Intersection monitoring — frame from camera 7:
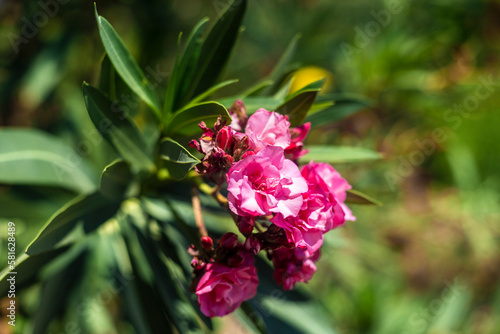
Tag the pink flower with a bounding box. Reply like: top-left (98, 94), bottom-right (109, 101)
top-left (285, 122), bottom-right (311, 161)
top-left (196, 251), bottom-right (258, 317)
top-left (301, 162), bottom-right (356, 221)
top-left (245, 109), bottom-right (291, 151)
top-left (227, 146), bottom-right (308, 218)
top-left (271, 175), bottom-right (345, 252)
top-left (271, 164), bottom-right (346, 253)
top-left (272, 247), bottom-right (319, 290)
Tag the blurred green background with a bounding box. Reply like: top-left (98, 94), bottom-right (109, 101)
top-left (1, 0), bottom-right (499, 333)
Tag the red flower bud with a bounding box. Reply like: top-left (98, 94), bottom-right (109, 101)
top-left (237, 216), bottom-right (255, 236)
top-left (201, 236), bottom-right (213, 250)
top-left (244, 235), bottom-right (261, 255)
top-left (219, 233), bottom-right (239, 250)
top-left (216, 126), bottom-right (233, 151)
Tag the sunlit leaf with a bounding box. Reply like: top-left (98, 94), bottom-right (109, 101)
top-left (100, 159), bottom-right (135, 199)
top-left (26, 192), bottom-right (120, 255)
top-left (164, 102), bottom-right (230, 137)
top-left (305, 97), bottom-right (371, 128)
top-left (182, 0), bottom-right (247, 101)
top-left (0, 128), bottom-right (96, 193)
top-left (83, 83), bottom-right (155, 172)
top-left (302, 146), bottom-right (382, 163)
top-left (346, 189), bottom-right (382, 206)
top-left (276, 88), bottom-right (319, 127)
top-left (260, 34), bottom-right (301, 96)
top-left (159, 138), bottom-right (200, 180)
top-left (95, 6), bottom-right (162, 118)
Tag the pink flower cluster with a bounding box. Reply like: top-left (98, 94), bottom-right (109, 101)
top-left (188, 100), bottom-right (355, 318)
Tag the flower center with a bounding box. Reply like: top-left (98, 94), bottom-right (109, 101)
top-left (253, 176), bottom-right (279, 191)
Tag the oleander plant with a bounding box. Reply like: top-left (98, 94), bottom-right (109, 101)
top-left (0, 1), bottom-right (381, 332)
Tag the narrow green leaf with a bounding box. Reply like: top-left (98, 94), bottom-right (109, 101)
top-left (98, 54), bottom-right (116, 100)
top-left (125, 221), bottom-right (203, 333)
top-left (32, 247), bottom-right (88, 334)
top-left (0, 248), bottom-right (69, 296)
top-left (218, 96), bottom-right (282, 112)
top-left (164, 102), bottom-right (231, 137)
top-left (289, 78), bottom-right (325, 97)
top-left (186, 79), bottom-right (239, 107)
top-left (305, 99), bottom-right (370, 128)
top-left (346, 189), bottom-right (382, 206)
top-left (83, 83), bottom-right (155, 172)
top-left (100, 159), bottom-right (135, 199)
top-left (172, 18), bottom-right (210, 111)
top-left (275, 89), bottom-right (319, 127)
top-left (302, 146), bottom-right (382, 163)
top-left (261, 34), bottom-right (301, 95)
top-left (308, 100), bottom-right (335, 114)
top-left (25, 192), bottom-right (120, 255)
top-left (0, 129), bottom-right (96, 193)
top-left (239, 80), bottom-right (274, 97)
top-left (183, 0), bottom-right (247, 100)
top-left (95, 6), bottom-right (162, 118)
top-left (163, 33), bottom-right (184, 115)
top-left (159, 138), bottom-right (200, 180)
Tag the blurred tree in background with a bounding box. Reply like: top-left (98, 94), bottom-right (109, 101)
top-left (1, 0), bottom-right (499, 333)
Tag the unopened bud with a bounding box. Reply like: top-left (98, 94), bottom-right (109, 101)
top-left (237, 216), bottom-right (255, 236)
top-left (216, 126), bottom-right (233, 151)
top-left (244, 235), bottom-right (261, 255)
top-left (201, 236), bottom-right (213, 250)
top-left (219, 233), bottom-right (239, 250)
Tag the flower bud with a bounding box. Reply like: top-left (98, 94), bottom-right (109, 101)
top-left (216, 126), bottom-right (233, 151)
top-left (237, 216), bottom-right (255, 236)
top-left (219, 233), bottom-right (239, 250)
top-left (201, 236), bottom-right (213, 250)
top-left (244, 235), bottom-right (261, 255)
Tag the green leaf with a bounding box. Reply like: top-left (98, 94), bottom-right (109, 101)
top-left (123, 218), bottom-right (203, 334)
top-left (186, 79), bottom-right (239, 107)
top-left (218, 96), bottom-right (282, 112)
top-left (0, 128), bottom-right (96, 193)
top-left (346, 189), bottom-right (382, 206)
top-left (159, 138), bottom-right (200, 180)
top-left (239, 80), bottom-right (274, 97)
top-left (95, 6), bottom-right (162, 118)
top-left (307, 100), bottom-right (335, 115)
top-left (171, 18), bottom-right (210, 111)
top-left (25, 192), bottom-right (120, 255)
top-left (98, 53), bottom-right (116, 99)
top-left (164, 101), bottom-right (231, 137)
top-left (100, 159), bottom-right (136, 199)
top-left (183, 0), bottom-right (247, 101)
top-left (275, 89), bottom-right (319, 127)
top-left (261, 34), bottom-right (301, 96)
top-left (98, 54), bottom-right (160, 152)
top-left (32, 246), bottom-right (88, 334)
top-left (0, 247), bottom-right (69, 296)
top-left (163, 33), bottom-right (184, 115)
top-left (305, 98), bottom-right (371, 128)
top-left (83, 83), bottom-right (155, 172)
top-left (302, 146), bottom-right (382, 163)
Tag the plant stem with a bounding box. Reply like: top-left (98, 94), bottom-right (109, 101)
top-left (192, 186), bottom-right (208, 237)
